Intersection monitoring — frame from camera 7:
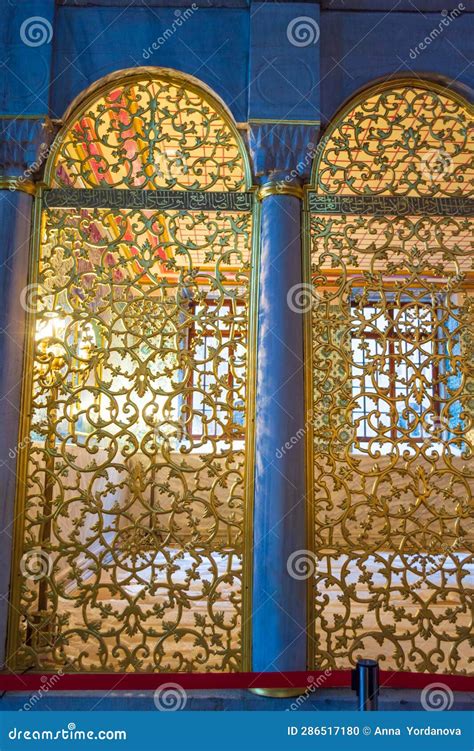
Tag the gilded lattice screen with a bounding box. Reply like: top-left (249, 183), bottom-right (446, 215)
top-left (307, 83), bottom-right (473, 674)
top-left (8, 74), bottom-right (255, 672)
top-left (50, 75), bottom-right (247, 192)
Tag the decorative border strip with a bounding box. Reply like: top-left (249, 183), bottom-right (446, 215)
top-left (43, 188), bottom-right (254, 212)
top-left (258, 183), bottom-right (304, 200)
top-left (307, 193), bottom-right (474, 216)
top-left (0, 671), bottom-right (472, 692)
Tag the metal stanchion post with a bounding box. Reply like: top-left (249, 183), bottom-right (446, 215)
top-left (351, 659), bottom-right (379, 711)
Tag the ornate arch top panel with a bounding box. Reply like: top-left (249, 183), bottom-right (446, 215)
top-left (45, 69), bottom-right (251, 192)
top-left (311, 79), bottom-right (473, 198)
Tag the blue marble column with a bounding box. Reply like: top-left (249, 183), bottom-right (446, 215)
top-left (251, 180), bottom-right (307, 675)
top-left (0, 0), bottom-right (55, 666)
top-left (0, 186), bottom-right (35, 665)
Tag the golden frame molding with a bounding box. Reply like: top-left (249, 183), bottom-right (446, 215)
top-left (249, 688), bottom-right (307, 698)
top-left (0, 177), bottom-right (37, 196)
top-left (257, 183), bottom-right (304, 201)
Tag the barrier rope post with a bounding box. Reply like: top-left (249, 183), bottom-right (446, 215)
top-left (351, 659), bottom-right (379, 711)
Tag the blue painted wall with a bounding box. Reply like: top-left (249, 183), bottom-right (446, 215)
top-left (1, 2), bottom-right (472, 124)
top-left (319, 9), bottom-right (474, 123)
top-left (0, 0), bottom-right (54, 115)
top-left (51, 5), bottom-right (250, 121)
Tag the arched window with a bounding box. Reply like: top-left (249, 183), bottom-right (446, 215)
top-left (306, 80), bottom-right (473, 674)
top-left (48, 73), bottom-right (249, 191)
top-left (9, 71), bottom-right (256, 673)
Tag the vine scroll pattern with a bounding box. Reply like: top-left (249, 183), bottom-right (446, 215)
top-left (10, 74), bottom-right (254, 673)
top-left (309, 83), bottom-right (473, 675)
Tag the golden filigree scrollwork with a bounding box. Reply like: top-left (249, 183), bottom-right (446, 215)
top-left (314, 83), bottom-right (474, 197)
top-left (309, 211), bottom-right (473, 674)
top-left (12, 203), bottom-right (253, 672)
top-left (49, 75), bottom-right (248, 192)
top-left (10, 72), bottom-right (254, 673)
top-left (308, 82), bottom-right (473, 676)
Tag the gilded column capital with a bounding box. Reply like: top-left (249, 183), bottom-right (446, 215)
top-left (0, 177), bottom-right (36, 196)
top-left (257, 182), bottom-right (304, 201)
